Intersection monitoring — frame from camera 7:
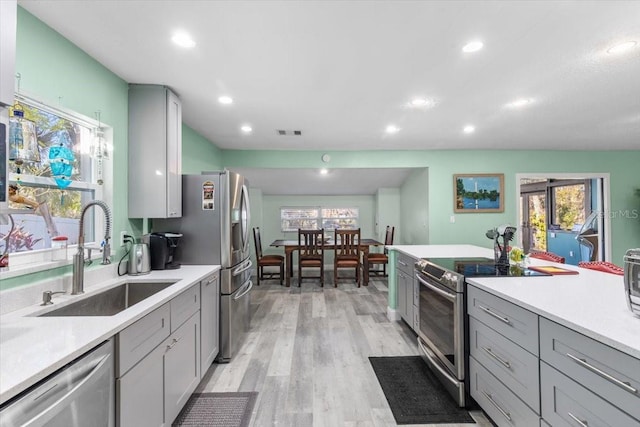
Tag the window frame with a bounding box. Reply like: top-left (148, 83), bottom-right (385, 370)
top-left (1, 94), bottom-right (112, 279)
top-left (280, 206), bottom-right (359, 232)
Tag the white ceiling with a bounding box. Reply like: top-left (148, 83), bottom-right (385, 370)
top-left (231, 167), bottom-right (415, 195)
top-left (19, 0), bottom-right (640, 153)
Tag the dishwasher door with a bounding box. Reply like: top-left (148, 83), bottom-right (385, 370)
top-left (0, 339), bottom-right (114, 427)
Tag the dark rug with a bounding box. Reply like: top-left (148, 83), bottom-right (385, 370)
top-left (369, 356), bottom-right (475, 424)
top-left (172, 392), bottom-right (257, 427)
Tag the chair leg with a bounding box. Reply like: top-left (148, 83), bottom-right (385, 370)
top-left (356, 263), bottom-right (361, 287)
top-left (256, 266), bottom-right (261, 286)
top-left (280, 263), bottom-right (284, 286)
top-left (298, 262), bottom-right (302, 287)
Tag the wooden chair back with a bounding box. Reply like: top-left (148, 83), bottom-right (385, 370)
top-left (384, 226), bottom-right (395, 246)
top-left (335, 228), bottom-right (361, 259)
top-left (298, 229), bottom-right (324, 258)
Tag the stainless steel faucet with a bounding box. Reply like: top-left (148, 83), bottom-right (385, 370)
top-left (72, 200), bottom-right (112, 295)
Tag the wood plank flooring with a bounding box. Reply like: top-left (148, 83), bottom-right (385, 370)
top-left (197, 274), bottom-right (492, 427)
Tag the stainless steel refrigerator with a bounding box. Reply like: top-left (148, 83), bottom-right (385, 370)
top-left (154, 171), bottom-right (252, 362)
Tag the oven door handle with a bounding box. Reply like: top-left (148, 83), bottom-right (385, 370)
top-left (415, 274), bottom-right (456, 302)
top-left (418, 338), bottom-right (459, 386)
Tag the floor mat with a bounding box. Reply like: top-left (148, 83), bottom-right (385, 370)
top-left (172, 392), bottom-right (257, 427)
top-left (369, 356), bottom-right (475, 424)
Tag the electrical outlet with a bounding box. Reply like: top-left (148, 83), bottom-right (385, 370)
top-left (120, 231), bottom-right (128, 247)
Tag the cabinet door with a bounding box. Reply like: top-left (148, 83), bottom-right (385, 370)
top-left (397, 270), bottom-right (408, 320)
top-left (118, 343), bottom-right (165, 427)
top-left (0, 0), bottom-right (16, 107)
top-left (165, 312), bottom-right (201, 425)
top-left (165, 89), bottom-right (182, 218)
top-left (200, 273), bottom-right (220, 376)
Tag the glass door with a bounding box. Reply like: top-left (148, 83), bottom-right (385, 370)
top-left (521, 191), bottom-right (546, 253)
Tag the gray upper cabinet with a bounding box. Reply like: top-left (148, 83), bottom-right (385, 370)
top-left (0, 0), bottom-right (16, 107)
top-left (128, 84), bottom-right (182, 218)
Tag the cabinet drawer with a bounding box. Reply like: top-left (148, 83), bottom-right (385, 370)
top-left (467, 286), bottom-right (538, 355)
top-left (541, 362), bottom-right (640, 427)
top-left (117, 303), bottom-right (170, 377)
top-left (469, 317), bottom-right (540, 414)
top-left (470, 356), bottom-right (540, 427)
top-left (540, 317), bottom-right (640, 420)
top-left (171, 284), bottom-right (200, 332)
top-left (396, 253), bottom-right (416, 275)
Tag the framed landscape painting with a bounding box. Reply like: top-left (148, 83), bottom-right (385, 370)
top-left (454, 173), bottom-right (504, 213)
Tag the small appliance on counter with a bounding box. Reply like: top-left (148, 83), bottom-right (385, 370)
top-left (624, 248), bottom-right (640, 316)
top-left (145, 232), bottom-right (183, 270)
top-left (127, 242), bottom-right (150, 275)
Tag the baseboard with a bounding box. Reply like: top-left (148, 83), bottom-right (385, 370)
top-left (387, 306), bottom-right (401, 322)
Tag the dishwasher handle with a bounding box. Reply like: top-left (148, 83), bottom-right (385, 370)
top-left (21, 351), bottom-right (112, 427)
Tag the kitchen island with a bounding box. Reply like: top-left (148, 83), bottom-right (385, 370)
top-left (389, 244), bottom-right (640, 426)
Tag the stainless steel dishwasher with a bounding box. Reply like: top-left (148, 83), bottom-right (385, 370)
top-left (0, 339), bottom-right (114, 427)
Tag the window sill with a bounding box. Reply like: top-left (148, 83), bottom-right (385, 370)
top-left (0, 245), bottom-right (111, 280)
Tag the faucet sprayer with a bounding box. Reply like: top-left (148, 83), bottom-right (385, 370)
top-left (72, 200), bottom-right (112, 295)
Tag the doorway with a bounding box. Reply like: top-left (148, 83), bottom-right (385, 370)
top-left (516, 173), bottom-right (611, 264)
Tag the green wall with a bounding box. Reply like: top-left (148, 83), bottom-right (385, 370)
top-left (223, 150), bottom-right (640, 263)
top-left (400, 168), bottom-right (429, 245)
top-left (3, 9), bottom-right (221, 289)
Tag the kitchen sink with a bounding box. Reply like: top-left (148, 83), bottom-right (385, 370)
top-left (38, 281), bottom-right (177, 317)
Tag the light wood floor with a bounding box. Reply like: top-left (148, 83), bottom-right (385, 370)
top-left (197, 274), bottom-right (492, 427)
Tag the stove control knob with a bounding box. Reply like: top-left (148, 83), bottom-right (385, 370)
top-left (443, 273), bottom-right (453, 285)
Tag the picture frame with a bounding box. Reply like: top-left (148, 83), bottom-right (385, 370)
top-left (454, 173), bottom-right (504, 213)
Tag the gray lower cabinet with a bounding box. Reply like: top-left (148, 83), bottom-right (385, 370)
top-left (117, 283), bottom-right (202, 427)
top-left (165, 312), bottom-right (201, 425)
top-left (541, 362), bottom-right (640, 427)
top-left (469, 317), bottom-right (540, 413)
top-left (467, 285), bottom-right (540, 426)
top-left (200, 272), bottom-right (220, 377)
top-left (540, 317), bottom-right (640, 424)
top-left (469, 357), bottom-right (540, 426)
top-left (396, 252), bottom-right (417, 330)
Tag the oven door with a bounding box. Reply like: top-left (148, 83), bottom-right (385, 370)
top-left (416, 271), bottom-right (465, 387)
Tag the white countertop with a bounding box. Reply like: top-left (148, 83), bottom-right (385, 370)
top-left (0, 265), bottom-right (220, 404)
top-left (389, 244), bottom-right (640, 360)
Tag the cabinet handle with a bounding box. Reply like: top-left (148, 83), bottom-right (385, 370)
top-left (481, 390), bottom-right (512, 422)
top-left (567, 412), bottom-right (589, 427)
top-left (566, 353), bottom-right (638, 394)
top-left (478, 305), bottom-right (511, 325)
top-left (205, 277), bottom-right (216, 286)
top-left (398, 261), bottom-right (408, 267)
top-left (482, 346), bottom-right (511, 369)
top-left (166, 337), bottom-right (181, 351)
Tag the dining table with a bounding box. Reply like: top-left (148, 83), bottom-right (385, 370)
top-left (270, 238), bottom-right (383, 287)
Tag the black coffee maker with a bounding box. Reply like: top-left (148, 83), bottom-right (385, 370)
top-left (147, 232), bottom-right (183, 270)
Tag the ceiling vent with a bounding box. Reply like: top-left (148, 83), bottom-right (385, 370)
top-left (276, 129), bottom-right (303, 136)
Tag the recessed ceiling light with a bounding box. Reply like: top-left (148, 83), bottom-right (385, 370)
top-left (241, 125), bottom-right (252, 133)
top-left (463, 125), bottom-right (475, 134)
top-left (320, 168), bottom-right (329, 175)
top-left (385, 125), bottom-right (400, 134)
top-left (462, 40), bottom-right (484, 53)
top-left (171, 32), bottom-right (196, 48)
top-left (507, 98), bottom-right (534, 108)
top-left (607, 40), bottom-right (637, 55)
top-left (410, 97), bottom-right (430, 107)
top-left (218, 96), bottom-right (233, 105)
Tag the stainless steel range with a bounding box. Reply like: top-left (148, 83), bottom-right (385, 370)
top-left (414, 257), bottom-right (550, 407)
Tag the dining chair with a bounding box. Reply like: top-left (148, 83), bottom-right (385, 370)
top-left (365, 226), bottom-right (395, 283)
top-left (529, 250), bottom-right (565, 264)
top-left (298, 228), bottom-right (325, 287)
top-left (253, 227), bottom-right (285, 285)
top-left (334, 228), bottom-right (362, 287)
top-left (578, 261), bottom-right (624, 276)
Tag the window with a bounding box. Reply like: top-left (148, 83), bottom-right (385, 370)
top-left (551, 182), bottom-right (587, 230)
top-left (281, 207), bottom-right (359, 232)
top-left (1, 95), bottom-right (111, 268)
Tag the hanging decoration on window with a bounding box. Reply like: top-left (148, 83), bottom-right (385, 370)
top-left (92, 111), bottom-right (106, 185)
top-left (49, 130), bottom-right (75, 189)
top-left (9, 103), bottom-right (41, 174)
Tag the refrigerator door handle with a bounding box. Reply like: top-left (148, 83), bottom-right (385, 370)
top-left (241, 184), bottom-right (251, 254)
top-left (233, 259), bottom-right (253, 276)
top-left (234, 279), bottom-right (253, 300)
